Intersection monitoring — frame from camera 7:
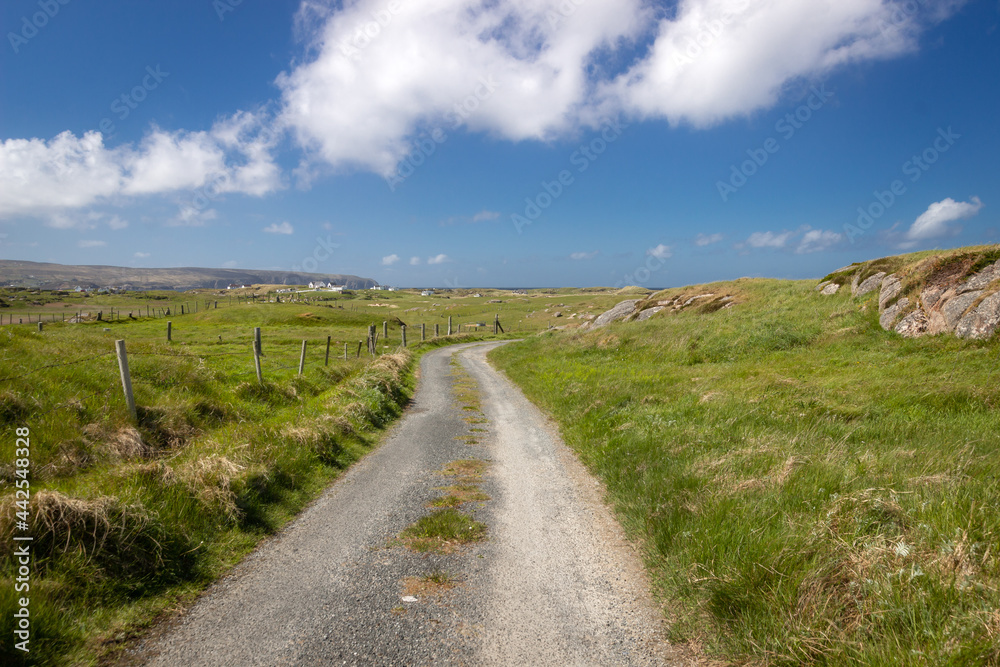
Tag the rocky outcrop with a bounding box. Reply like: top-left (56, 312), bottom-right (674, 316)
top-left (831, 256), bottom-right (1000, 341)
top-left (587, 299), bottom-right (640, 329)
top-left (820, 283), bottom-right (840, 296)
top-left (853, 272), bottom-right (886, 297)
top-left (636, 306), bottom-right (664, 321)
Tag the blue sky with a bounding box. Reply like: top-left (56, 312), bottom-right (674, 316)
top-left (1, 0), bottom-right (997, 288)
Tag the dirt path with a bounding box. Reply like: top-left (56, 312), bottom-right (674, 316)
top-left (137, 342), bottom-right (685, 666)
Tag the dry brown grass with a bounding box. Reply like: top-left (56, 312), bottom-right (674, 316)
top-left (177, 455), bottom-right (245, 521)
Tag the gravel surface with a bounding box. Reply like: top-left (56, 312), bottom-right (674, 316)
top-left (136, 342), bottom-right (688, 666)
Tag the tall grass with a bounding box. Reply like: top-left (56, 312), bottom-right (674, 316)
top-left (0, 306), bottom-right (418, 665)
top-left (491, 277), bottom-right (1000, 665)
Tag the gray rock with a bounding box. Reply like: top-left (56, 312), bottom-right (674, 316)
top-left (880, 296), bottom-right (909, 330)
top-left (820, 283), bottom-right (840, 296)
top-left (895, 310), bottom-right (929, 338)
top-left (879, 274), bottom-right (903, 310)
top-left (636, 306), bottom-right (664, 322)
top-left (816, 281), bottom-right (832, 292)
top-left (942, 290), bottom-right (982, 328)
top-left (853, 272), bottom-right (886, 297)
top-left (958, 259), bottom-right (1000, 293)
top-left (955, 292), bottom-right (1000, 339)
top-left (682, 293), bottom-right (715, 307)
top-left (591, 299), bottom-right (640, 328)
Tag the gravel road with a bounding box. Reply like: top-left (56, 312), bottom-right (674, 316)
top-left (137, 342), bottom-right (686, 666)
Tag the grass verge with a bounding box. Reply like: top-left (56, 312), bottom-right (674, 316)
top-left (490, 275), bottom-right (1000, 665)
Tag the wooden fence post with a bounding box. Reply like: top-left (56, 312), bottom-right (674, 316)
top-left (383, 321), bottom-right (388, 339)
top-left (356, 341), bottom-right (363, 358)
top-left (115, 340), bottom-right (137, 422)
top-left (299, 340), bottom-right (307, 375)
top-left (253, 327), bottom-right (263, 385)
top-left (325, 335), bottom-right (331, 366)
top-left (435, 323), bottom-right (439, 337)
top-left (37, 322), bottom-right (43, 332)
top-left (421, 323), bottom-right (425, 341)
top-left (344, 342), bottom-right (348, 361)
top-left (167, 321), bottom-right (172, 341)
top-left (401, 325), bottom-right (406, 348)
top-left (448, 316), bottom-right (452, 335)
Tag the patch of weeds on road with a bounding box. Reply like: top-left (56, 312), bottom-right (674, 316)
top-left (441, 458), bottom-right (488, 481)
top-left (428, 484), bottom-right (490, 508)
top-left (402, 570), bottom-right (457, 598)
top-left (399, 508), bottom-right (486, 553)
top-left (454, 434), bottom-right (480, 445)
top-left (450, 356), bottom-right (487, 422)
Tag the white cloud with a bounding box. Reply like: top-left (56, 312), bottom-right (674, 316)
top-left (905, 197), bottom-right (983, 242)
top-left (78, 240), bottom-right (106, 248)
top-left (263, 221), bottom-right (294, 235)
top-left (570, 251), bottom-right (598, 260)
top-left (746, 230), bottom-right (795, 248)
top-left (277, 0), bottom-right (957, 175)
top-left (381, 253), bottom-right (400, 266)
top-left (796, 229), bottom-right (842, 254)
top-left (646, 244), bottom-right (673, 260)
top-left (428, 253), bottom-right (449, 265)
top-left (222, 260), bottom-right (238, 268)
top-left (471, 210), bottom-right (500, 223)
top-left (170, 205), bottom-right (217, 227)
top-left (133, 251), bottom-right (150, 258)
top-left (695, 232), bottom-right (724, 246)
top-left (107, 215), bottom-right (129, 230)
top-left (410, 256), bottom-right (421, 266)
top-left (0, 112), bottom-right (282, 220)
top-left (0, 1), bottom-right (962, 214)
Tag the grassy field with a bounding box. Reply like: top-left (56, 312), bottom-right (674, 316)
top-left (0, 286), bottom-right (625, 665)
top-left (491, 270), bottom-right (1000, 665)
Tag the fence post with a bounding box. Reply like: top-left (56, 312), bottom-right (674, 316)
top-left (325, 335), bottom-right (331, 366)
top-left (115, 340), bottom-right (138, 422)
top-left (383, 321), bottom-right (388, 339)
top-left (37, 322), bottom-right (43, 332)
top-left (253, 327), bottom-right (263, 385)
top-left (299, 340), bottom-right (307, 375)
top-left (167, 321), bottom-right (172, 341)
top-left (356, 341), bottom-right (362, 358)
top-left (344, 342), bottom-right (348, 361)
top-left (401, 325), bottom-right (407, 348)
top-left (448, 316), bottom-right (452, 335)
top-left (435, 323), bottom-right (439, 337)
top-left (421, 323), bottom-right (425, 341)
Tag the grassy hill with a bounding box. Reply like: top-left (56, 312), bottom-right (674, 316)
top-left (0, 259), bottom-right (377, 291)
top-left (491, 249), bottom-right (1000, 665)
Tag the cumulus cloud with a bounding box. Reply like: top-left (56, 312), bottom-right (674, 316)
top-left (0, 0), bottom-right (962, 216)
top-left (905, 196), bottom-right (983, 242)
top-left (0, 112), bottom-right (282, 220)
top-left (695, 232), bottom-right (724, 246)
top-left (646, 244), bottom-right (673, 259)
top-left (133, 251), bottom-right (150, 258)
top-left (428, 253), bottom-right (449, 265)
top-left (570, 251), bottom-right (598, 260)
top-left (277, 0), bottom-right (956, 175)
top-left (263, 221), bottom-right (294, 235)
top-left (381, 253), bottom-right (400, 265)
top-left (746, 230), bottom-right (795, 248)
top-left (796, 229), bottom-right (842, 254)
top-left (410, 256), bottom-right (421, 266)
top-left (170, 205), bottom-right (217, 227)
top-left (78, 240), bottom-right (106, 248)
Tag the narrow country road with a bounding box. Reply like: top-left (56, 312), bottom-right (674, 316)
top-left (137, 342), bottom-right (685, 666)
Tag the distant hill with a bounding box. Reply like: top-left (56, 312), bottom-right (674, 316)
top-left (0, 260), bottom-right (378, 291)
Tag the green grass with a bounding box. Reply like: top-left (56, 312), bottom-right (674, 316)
top-left (399, 508), bottom-right (487, 553)
top-left (490, 274), bottom-right (1000, 666)
top-left (0, 286), bottom-right (617, 665)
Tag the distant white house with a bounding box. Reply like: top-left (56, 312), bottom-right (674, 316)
top-left (421, 290), bottom-right (434, 296)
top-left (387, 286), bottom-right (397, 292)
top-left (227, 283), bottom-right (250, 290)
